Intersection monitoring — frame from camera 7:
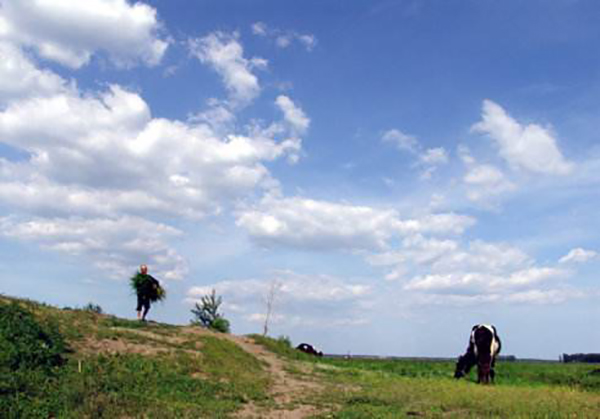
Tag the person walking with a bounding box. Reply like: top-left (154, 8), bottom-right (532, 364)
top-left (132, 264), bottom-right (162, 321)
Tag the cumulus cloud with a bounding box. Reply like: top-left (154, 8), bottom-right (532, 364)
top-left (186, 270), bottom-right (371, 328)
top-left (237, 196), bottom-right (475, 251)
top-left (370, 231), bottom-right (576, 305)
top-left (251, 22), bottom-right (317, 52)
top-left (382, 129), bottom-right (448, 179)
top-left (459, 146), bottom-right (516, 204)
top-left (559, 248), bottom-right (598, 264)
top-left (0, 216), bottom-right (186, 280)
top-left (189, 31), bottom-right (265, 106)
top-left (471, 99), bottom-right (573, 175)
top-left (0, 41), bottom-right (69, 104)
top-left (0, 85), bottom-right (300, 216)
top-left (0, 71), bottom-right (303, 278)
top-left (0, 0), bottom-right (168, 68)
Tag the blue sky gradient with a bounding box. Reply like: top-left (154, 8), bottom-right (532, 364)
top-left (1, 0), bottom-right (600, 359)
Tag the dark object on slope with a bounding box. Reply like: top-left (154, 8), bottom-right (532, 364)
top-left (296, 343), bottom-right (323, 357)
top-left (454, 324), bottom-right (501, 384)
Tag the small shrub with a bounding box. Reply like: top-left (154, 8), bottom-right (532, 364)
top-left (190, 289), bottom-right (231, 333)
top-left (83, 302), bottom-right (103, 314)
top-left (277, 335), bottom-right (292, 348)
top-left (210, 317), bottom-right (231, 333)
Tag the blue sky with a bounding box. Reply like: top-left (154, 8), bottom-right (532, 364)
top-left (1, 0), bottom-right (600, 359)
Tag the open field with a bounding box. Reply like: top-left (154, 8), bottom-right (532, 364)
top-left (3, 294), bottom-right (600, 418)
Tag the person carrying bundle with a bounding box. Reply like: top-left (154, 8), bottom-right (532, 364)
top-left (131, 264), bottom-right (165, 321)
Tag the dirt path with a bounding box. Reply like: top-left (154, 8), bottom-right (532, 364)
top-left (77, 322), bottom-right (330, 418)
top-left (222, 334), bottom-right (327, 419)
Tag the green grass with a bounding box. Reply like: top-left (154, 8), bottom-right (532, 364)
top-left (249, 335), bottom-right (600, 418)
top-left (6, 294), bottom-right (600, 418)
top-left (0, 295), bottom-right (270, 418)
top-left (319, 356), bottom-right (600, 391)
top-left (248, 333), bottom-right (319, 362)
top-left (315, 371), bottom-right (600, 418)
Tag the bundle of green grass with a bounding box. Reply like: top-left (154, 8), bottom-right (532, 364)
top-left (130, 273), bottom-right (167, 302)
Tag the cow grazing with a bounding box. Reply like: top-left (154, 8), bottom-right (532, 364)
top-left (454, 324), bottom-right (501, 384)
top-left (296, 343), bottom-right (323, 357)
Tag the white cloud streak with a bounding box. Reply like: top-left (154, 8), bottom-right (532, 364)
top-left (275, 95), bottom-right (310, 135)
top-left (559, 248), bottom-right (598, 264)
top-left (251, 22), bottom-right (317, 52)
top-left (189, 31), bottom-right (264, 106)
top-left (382, 129), bottom-right (448, 179)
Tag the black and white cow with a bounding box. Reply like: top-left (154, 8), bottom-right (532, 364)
top-left (296, 343), bottom-right (323, 357)
top-left (454, 324), bottom-right (501, 384)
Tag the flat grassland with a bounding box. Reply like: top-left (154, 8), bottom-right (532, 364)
top-left (3, 295), bottom-right (600, 418)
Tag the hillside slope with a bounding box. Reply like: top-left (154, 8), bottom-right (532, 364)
top-left (4, 294), bottom-right (600, 418)
top-left (0, 295), bottom-right (335, 418)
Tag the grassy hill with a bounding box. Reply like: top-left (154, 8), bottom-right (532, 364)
top-left (3, 294), bottom-right (600, 418)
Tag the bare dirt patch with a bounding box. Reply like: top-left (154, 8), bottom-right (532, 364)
top-left (74, 337), bottom-right (171, 356)
top-left (220, 335), bottom-right (330, 419)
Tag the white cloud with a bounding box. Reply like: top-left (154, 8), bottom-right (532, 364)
top-left (0, 0), bottom-right (168, 69)
top-left (0, 216), bottom-right (187, 280)
top-left (0, 41), bottom-right (69, 104)
top-left (237, 196), bottom-right (475, 251)
top-left (504, 288), bottom-right (583, 305)
top-left (250, 22), bottom-right (317, 52)
top-left (367, 229), bottom-right (576, 306)
top-left (404, 267), bottom-right (567, 293)
top-left (0, 85), bottom-right (300, 218)
top-left (420, 147), bottom-right (448, 165)
top-left (276, 36), bottom-right (292, 49)
top-left (464, 164), bottom-right (505, 185)
top-left (187, 270), bottom-right (371, 328)
top-left (297, 34), bottom-right (317, 51)
top-left (251, 22), bottom-right (268, 36)
top-left (382, 129), bottom-right (418, 153)
top-left (471, 99), bottom-right (573, 175)
top-left (458, 145), bottom-right (516, 204)
top-left (416, 287), bottom-right (584, 306)
top-left (275, 95), bottom-right (310, 134)
top-left (237, 196), bottom-right (400, 251)
top-left (464, 163), bottom-right (516, 202)
top-left (0, 56), bottom-right (303, 278)
top-left (559, 247), bottom-right (598, 264)
top-left (189, 31), bottom-right (264, 106)
top-left (382, 129), bottom-right (448, 179)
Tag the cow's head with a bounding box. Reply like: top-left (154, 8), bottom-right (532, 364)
top-left (454, 355), bottom-right (469, 379)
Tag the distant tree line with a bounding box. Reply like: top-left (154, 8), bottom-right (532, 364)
top-left (561, 353), bottom-right (600, 363)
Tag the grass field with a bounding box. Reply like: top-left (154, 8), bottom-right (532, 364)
top-left (3, 294), bottom-right (600, 418)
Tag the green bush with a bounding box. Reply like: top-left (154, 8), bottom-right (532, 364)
top-left (0, 302), bottom-right (66, 372)
top-left (277, 335), bottom-right (292, 348)
top-left (210, 317), bottom-right (231, 333)
top-left (0, 302), bottom-right (68, 417)
top-left (190, 289), bottom-right (231, 333)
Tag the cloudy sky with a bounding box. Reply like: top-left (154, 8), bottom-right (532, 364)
top-left (2, 0), bottom-right (600, 359)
